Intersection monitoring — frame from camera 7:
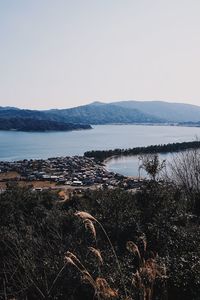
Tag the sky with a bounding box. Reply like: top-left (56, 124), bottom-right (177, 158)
top-left (0, 0), bottom-right (200, 109)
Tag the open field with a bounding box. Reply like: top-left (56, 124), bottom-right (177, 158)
top-left (0, 171), bottom-right (19, 180)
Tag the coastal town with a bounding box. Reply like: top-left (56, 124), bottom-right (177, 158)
top-left (0, 155), bottom-right (143, 194)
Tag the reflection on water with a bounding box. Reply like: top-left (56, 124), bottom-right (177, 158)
top-left (106, 153), bottom-right (172, 177)
top-left (106, 155), bottom-right (142, 177)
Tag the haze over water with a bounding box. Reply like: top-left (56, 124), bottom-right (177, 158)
top-left (0, 125), bottom-right (200, 162)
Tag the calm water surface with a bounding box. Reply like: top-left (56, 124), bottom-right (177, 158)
top-left (0, 125), bottom-right (200, 162)
top-left (106, 153), bottom-right (172, 177)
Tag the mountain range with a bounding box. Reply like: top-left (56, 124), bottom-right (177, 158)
top-left (0, 100), bottom-right (200, 131)
top-left (111, 100), bottom-right (200, 122)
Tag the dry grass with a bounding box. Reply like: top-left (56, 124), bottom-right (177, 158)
top-left (84, 219), bottom-right (97, 239)
top-left (64, 211), bottom-right (167, 300)
top-left (0, 171), bottom-right (19, 180)
top-left (23, 180), bottom-right (56, 188)
top-left (126, 241), bottom-right (141, 261)
top-left (65, 251), bottom-right (117, 299)
top-left (88, 247), bottom-right (103, 265)
top-left (75, 211), bottom-right (96, 221)
top-left (127, 240), bottom-right (167, 300)
top-left (95, 278), bottom-right (118, 299)
top-left (65, 252), bottom-right (118, 299)
top-left (75, 211), bottom-right (128, 297)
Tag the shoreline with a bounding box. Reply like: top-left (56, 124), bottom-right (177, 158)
top-left (103, 154), bottom-right (143, 179)
top-left (85, 140), bottom-right (200, 162)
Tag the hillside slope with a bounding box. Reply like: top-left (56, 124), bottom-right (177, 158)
top-left (46, 102), bottom-right (163, 124)
top-left (1, 100), bottom-right (200, 125)
top-left (112, 100), bottom-right (200, 122)
top-left (0, 103), bottom-right (163, 125)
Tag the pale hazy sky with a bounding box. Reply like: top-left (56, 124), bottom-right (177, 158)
top-left (1, 0), bottom-right (200, 109)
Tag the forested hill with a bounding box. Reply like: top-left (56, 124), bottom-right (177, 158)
top-left (46, 102), bottom-right (164, 124)
top-left (0, 118), bottom-right (91, 132)
top-left (1, 100), bottom-right (200, 125)
top-left (0, 103), bottom-right (164, 125)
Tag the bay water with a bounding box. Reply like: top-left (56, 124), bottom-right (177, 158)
top-left (0, 125), bottom-right (200, 176)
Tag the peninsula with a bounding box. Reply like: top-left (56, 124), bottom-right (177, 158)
top-left (0, 117), bottom-right (92, 132)
top-left (84, 140), bottom-right (200, 161)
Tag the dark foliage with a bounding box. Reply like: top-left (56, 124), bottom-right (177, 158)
top-left (84, 141), bottom-right (200, 161)
top-left (0, 103), bottom-right (163, 126)
top-left (0, 117), bottom-right (91, 132)
top-left (1, 182), bottom-right (200, 299)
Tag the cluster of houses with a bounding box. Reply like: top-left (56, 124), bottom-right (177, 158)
top-left (0, 156), bottom-right (144, 190)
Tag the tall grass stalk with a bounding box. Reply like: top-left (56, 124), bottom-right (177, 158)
top-left (75, 211), bottom-right (128, 298)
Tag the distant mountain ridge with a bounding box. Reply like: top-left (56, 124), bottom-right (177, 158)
top-left (45, 100), bottom-right (200, 123)
top-left (110, 100), bottom-right (200, 122)
top-left (0, 100), bottom-right (200, 130)
top-left (45, 102), bottom-right (163, 124)
top-left (0, 103), bottom-right (164, 127)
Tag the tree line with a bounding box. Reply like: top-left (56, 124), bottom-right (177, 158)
top-left (84, 140), bottom-right (200, 161)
